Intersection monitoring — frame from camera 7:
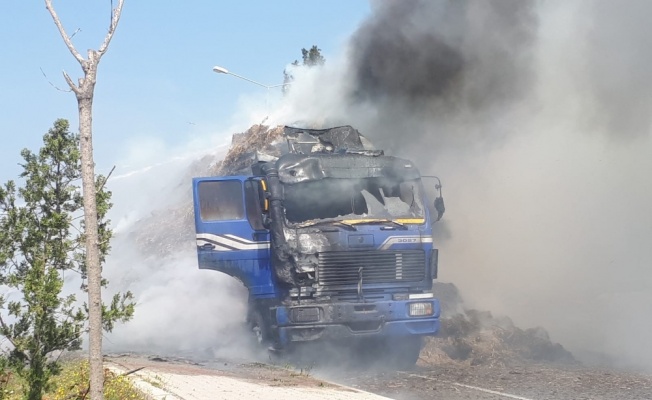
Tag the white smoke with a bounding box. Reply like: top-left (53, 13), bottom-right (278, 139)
top-left (102, 0), bottom-right (652, 371)
top-left (102, 138), bottom-right (262, 359)
top-left (269, 0), bottom-right (652, 370)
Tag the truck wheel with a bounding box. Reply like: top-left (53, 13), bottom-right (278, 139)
top-left (390, 336), bottom-right (422, 370)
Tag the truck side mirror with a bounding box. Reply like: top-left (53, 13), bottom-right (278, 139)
top-left (434, 196), bottom-right (445, 222)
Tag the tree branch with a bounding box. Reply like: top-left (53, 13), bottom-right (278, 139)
top-left (0, 314), bottom-right (28, 361)
top-left (44, 0), bottom-right (84, 64)
top-left (62, 70), bottom-right (80, 95)
top-left (7, 258), bottom-right (21, 274)
top-left (97, 0), bottom-right (125, 56)
top-left (97, 165), bottom-right (116, 194)
top-left (52, 331), bottom-right (83, 363)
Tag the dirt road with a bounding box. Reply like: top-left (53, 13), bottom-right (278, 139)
top-left (324, 361), bottom-right (652, 400)
top-left (107, 353), bottom-right (651, 400)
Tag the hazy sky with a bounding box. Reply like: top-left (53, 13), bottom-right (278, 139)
top-left (0, 1), bottom-right (370, 181)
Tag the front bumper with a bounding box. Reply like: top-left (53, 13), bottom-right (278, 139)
top-left (273, 299), bottom-right (440, 345)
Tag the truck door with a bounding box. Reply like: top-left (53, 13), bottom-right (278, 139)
top-left (192, 176), bottom-right (275, 297)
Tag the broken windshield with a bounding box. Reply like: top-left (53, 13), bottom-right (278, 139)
top-left (283, 177), bottom-right (425, 226)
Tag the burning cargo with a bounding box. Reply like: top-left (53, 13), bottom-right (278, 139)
top-left (192, 125), bottom-right (445, 367)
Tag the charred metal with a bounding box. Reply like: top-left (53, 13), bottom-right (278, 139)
top-left (257, 126), bottom-right (429, 299)
top-left (193, 124), bottom-right (442, 362)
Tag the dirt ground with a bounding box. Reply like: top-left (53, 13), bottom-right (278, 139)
top-left (329, 360), bottom-right (652, 400)
top-left (106, 353), bottom-right (344, 391)
top-left (105, 352), bottom-right (652, 400)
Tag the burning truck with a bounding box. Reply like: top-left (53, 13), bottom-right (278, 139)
top-left (192, 126), bottom-right (445, 367)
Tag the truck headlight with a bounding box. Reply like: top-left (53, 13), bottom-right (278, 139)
top-left (409, 302), bottom-right (434, 317)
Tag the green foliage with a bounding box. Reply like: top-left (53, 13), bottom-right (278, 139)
top-left (0, 356), bottom-right (15, 400)
top-left (49, 360), bottom-right (146, 400)
top-left (283, 45), bottom-right (326, 93)
top-left (0, 358), bottom-right (145, 400)
top-left (0, 119), bottom-right (134, 400)
top-left (301, 45), bottom-right (326, 67)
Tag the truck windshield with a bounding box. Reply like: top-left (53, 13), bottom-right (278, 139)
top-left (283, 177), bottom-right (425, 225)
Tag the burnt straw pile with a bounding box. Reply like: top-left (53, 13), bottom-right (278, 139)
top-left (424, 282), bottom-right (575, 367)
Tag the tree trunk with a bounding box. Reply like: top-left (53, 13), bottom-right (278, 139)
top-left (78, 95), bottom-right (104, 400)
top-left (27, 356), bottom-right (46, 400)
top-left (43, 3), bottom-right (126, 398)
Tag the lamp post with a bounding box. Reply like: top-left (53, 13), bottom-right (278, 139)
top-left (212, 65), bottom-right (289, 111)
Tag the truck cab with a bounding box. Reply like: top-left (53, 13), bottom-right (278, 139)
top-left (192, 126), bottom-right (443, 367)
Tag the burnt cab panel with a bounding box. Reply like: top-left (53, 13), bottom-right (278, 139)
top-left (192, 176), bottom-right (275, 297)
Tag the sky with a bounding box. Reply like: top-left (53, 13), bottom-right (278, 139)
top-left (0, 1), bottom-right (371, 181)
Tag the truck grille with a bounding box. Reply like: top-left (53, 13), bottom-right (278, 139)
top-left (317, 250), bottom-right (426, 286)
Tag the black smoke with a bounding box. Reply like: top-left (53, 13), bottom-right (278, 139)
top-left (276, 0), bottom-right (652, 372)
top-left (350, 0), bottom-right (538, 112)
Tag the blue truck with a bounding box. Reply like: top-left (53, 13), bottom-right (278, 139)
top-left (192, 126), bottom-right (445, 367)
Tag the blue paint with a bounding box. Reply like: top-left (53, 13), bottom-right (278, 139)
top-left (191, 153), bottom-right (444, 358)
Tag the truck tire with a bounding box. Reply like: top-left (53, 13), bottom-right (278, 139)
top-left (389, 336), bottom-right (422, 369)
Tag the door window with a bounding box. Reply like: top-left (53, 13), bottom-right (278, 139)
top-left (198, 180), bottom-right (244, 221)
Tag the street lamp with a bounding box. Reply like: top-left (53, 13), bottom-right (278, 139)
top-left (212, 65), bottom-right (289, 112)
top-left (213, 65), bottom-right (289, 89)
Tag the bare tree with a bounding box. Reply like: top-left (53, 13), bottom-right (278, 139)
top-left (44, 1), bottom-right (126, 399)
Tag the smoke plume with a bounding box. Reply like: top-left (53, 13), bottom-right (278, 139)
top-left (351, 1), bottom-right (536, 104)
top-left (347, 0), bottom-right (538, 153)
top-left (101, 144), bottom-right (261, 360)
top-left (101, 0), bottom-right (652, 371)
top-left (270, 0), bottom-right (652, 370)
